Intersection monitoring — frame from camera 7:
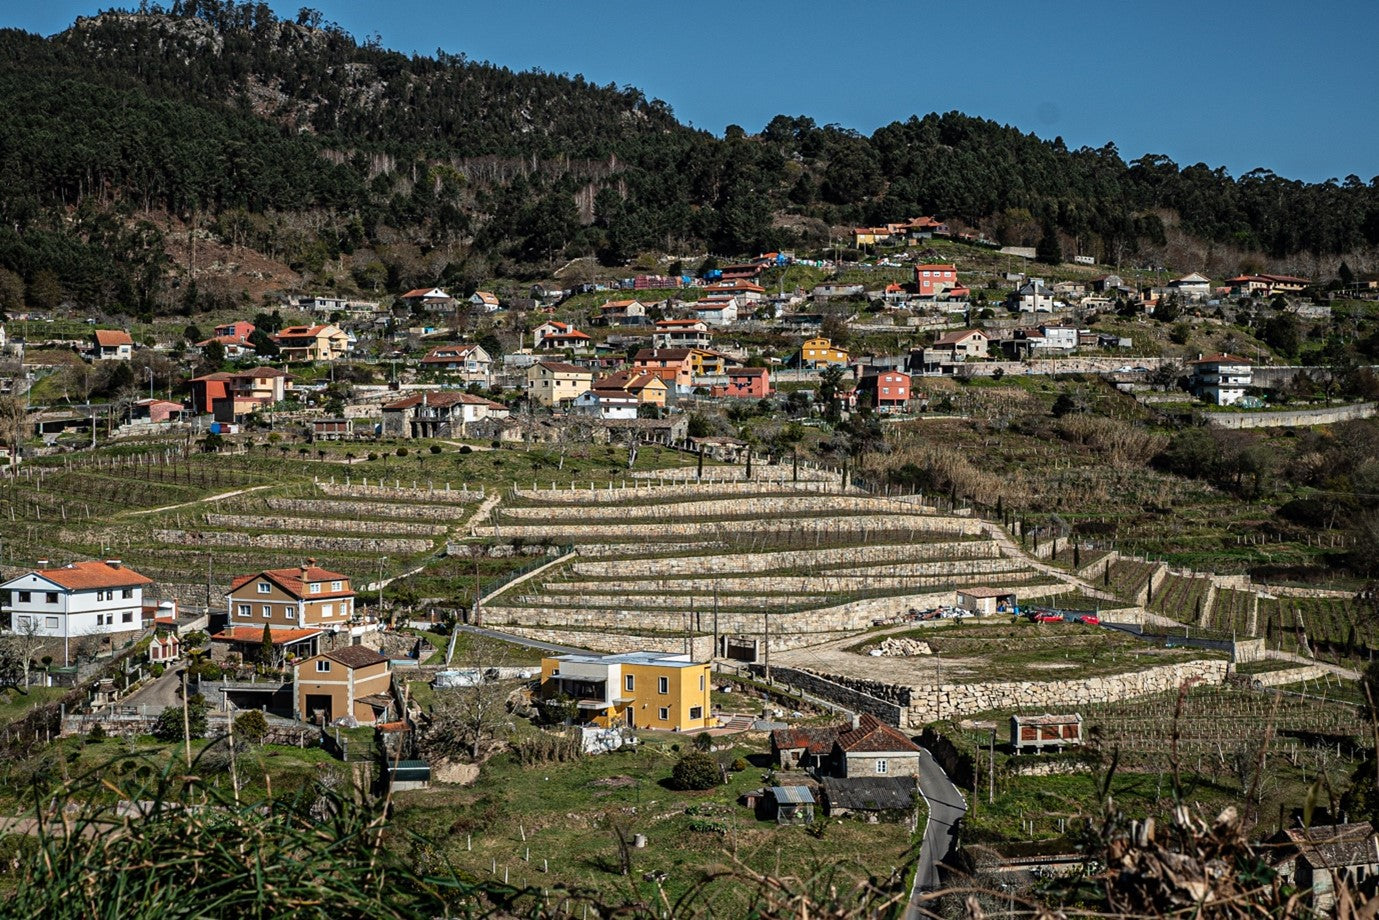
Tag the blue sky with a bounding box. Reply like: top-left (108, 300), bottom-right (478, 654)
top-left (8, 0), bottom-right (1377, 184)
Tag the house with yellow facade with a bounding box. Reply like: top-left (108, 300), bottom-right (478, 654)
top-left (800, 337), bottom-right (850, 367)
top-left (540, 651), bottom-right (713, 732)
top-left (526, 360), bottom-right (595, 407)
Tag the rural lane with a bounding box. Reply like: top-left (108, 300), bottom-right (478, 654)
top-left (906, 746), bottom-right (968, 916)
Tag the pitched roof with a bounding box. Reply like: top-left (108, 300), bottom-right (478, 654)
top-left (933, 329), bottom-right (985, 346)
top-left (728, 366), bottom-right (769, 377)
top-left (322, 645), bottom-right (389, 669)
top-left (821, 776), bottom-right (918, 812)
top-left (634, 348), bottom-right (693, 362)
top-left (21, 560), bottom-right (152, 591)
top-left (771, 725), bottom-right (839, 755)
top-left (94, 330), bottom-right (134, 347)
top-left (534, 361), bottom-right (591, 375)
top-left (834, 714), bottom-right (923, 754)
top-left (212, 626), bottom-right (323, 645)
top-left (402, 287), bottom-right (450, 299)
top-left (421, 344), bottom-right (479, 361)
top-left (228, 565), bottom-right (353, 600)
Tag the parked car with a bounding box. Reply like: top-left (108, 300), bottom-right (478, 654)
top-left (1032, 611), bottom-right (1064, 623)
top-left (1076, 614), bottom-right (1101, 625)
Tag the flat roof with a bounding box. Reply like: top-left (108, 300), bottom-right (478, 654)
top-left (552, 651), bottom-right (705, 668)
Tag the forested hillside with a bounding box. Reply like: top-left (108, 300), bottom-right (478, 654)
top-left (0, 0), bottom-right (1377, 318)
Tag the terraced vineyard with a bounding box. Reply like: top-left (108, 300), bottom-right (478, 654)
top-left (1096, 558), bottom-right (1160, 604)
top-left (479, 480), bottom-right (1080, 646)
top-left (1209, 588), bottom-right (1257, 636)
top-left (1148, 572), bottom-right (1213, 624)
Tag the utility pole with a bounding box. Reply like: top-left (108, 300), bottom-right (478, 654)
top-left (205, 552), bottom-right (213, 610)
top-left (378, 555), bottom-right (388, 622)
top-left (712, 580), bottom-right (719, 659)
top-left (763, 610), bottom-right (770, 683)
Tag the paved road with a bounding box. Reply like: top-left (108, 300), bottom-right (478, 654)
top-left (122, 665), bottom-right (187, 712)
top-left (907, 746), bottom-right (968, 916)
top-left (452, 623), bottom-right (589, 657)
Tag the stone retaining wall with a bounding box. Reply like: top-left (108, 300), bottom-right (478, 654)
top-left (514, 480), bottom-right (872, 502)
top-left (152, 529), bottom-right (431, 555)
top-left (491, 626), bottom-right (716, 659)
top-left (488, 513), bottom-right (984, 540)
top-left (204, 513), bottom-right (449, 537)
top-left (1247, 664), bottom-right (1331, 687)
top-left (570, 540), bottom-right (988, 576)
top-left (753, 665), bottom-right (904, 725)
top-left (316, 480), bottom-right (485, 502)
top-left (267, 498), bottom-right (469, 521)
top-left (631, 466), bottom-right (845, 484)
top-left (545, 561), bottom-right (1033, 594)
top-left (500, 494), bottom-right (939, 522)
top-left (899, 659), bottom-right (1227, 727)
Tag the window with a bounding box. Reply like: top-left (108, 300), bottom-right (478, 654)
top-left (699, 675), bottom-right (705, 692)
top-left (237, 604), bottom-right (251, 618)
top-left (285, 609), bottom-right (296, 620)
top-left (876, 759), bottom-right (888, 774)
top-left (45, 616), bottom-right (59, 629)
top-left (122, 588), bottom-right (133, 599)
top-left (657, 676), bottom-right (668, 694)
top-left (309, 583), bottom-right (320, 594)
top-left (262, 605), bottom-right (272, 618)
top-left (658, 707), bottom-right (669, 721)
top-left (624, 674), bottom-right (634, 692)
top-left (121, 611), bottom-right (133, 623)
top-left (17, 591), bottom-right (30, 603)
top-left (45, 592), bottom-right (58, 604)
top-left (331, 581), bottom-right (342, 591)
top-left (322, 604), bottom-right (333, 617)
top-left (257, 582), bottom-right (271, 594)
top-left (15, 616), bottom-right (29, 629)
top-left (689, 706), bottom-right (703, 720)
top-left (316, 660), bottom-right (331, 672)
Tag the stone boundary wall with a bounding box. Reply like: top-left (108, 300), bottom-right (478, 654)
top-left (315, 480), bottom-right (485, 502)
top-left (498, 494), bottom-right (945, 522)
top-left (1233, 638), bottom-right (1267, 664)
top-left (151, 529), bottom-right (431, 555)
top-left (203, 513), bottom-right (449, 537)
top-left (1203, 402), bottom-right (1376, 430)
top-left (632, 467), bottom-right (850, 485)
top-left (753, 665), bottom-right (904, 726)
top-left (487, 513), bottom-right (985, 540)
top-left (266, 498), bottom-right (469, 522)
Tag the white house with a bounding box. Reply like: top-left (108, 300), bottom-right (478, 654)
top-left (2, 560), bottom-right (153, 653)
top-left (1168, 272), bottom-right (1212, 301)
top-left (693, 296), bottom-right (739, 327)
top-left (1190, 353), bottom-right (1253, 406)
top-left (570, 388), bottom-right (639, 420)
top-left (1038, 324), bottom-right (1079, 351)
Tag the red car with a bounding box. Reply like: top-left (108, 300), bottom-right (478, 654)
top-left (1032, 611), bottom-right (1064, 623)
top-left (1076, 614), bottom-right (1101, 626)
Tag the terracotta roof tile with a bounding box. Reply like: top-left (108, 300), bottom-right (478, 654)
top-left (323, 645), bottom-right (389, 669)
top-left (29, 560), bottom-right (152, 591)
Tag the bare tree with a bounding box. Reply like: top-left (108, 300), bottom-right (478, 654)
top-left (417, 654), bottom-right (517, 761)
top-left (0, 395), bottom-right (26, 472)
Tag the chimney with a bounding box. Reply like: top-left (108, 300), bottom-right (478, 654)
top-left (851, 713), bottom-right (860, 731)
top-left (106, 559), bottom-right (121, 569)
top-left (37, 559), bottom-right (49, 568)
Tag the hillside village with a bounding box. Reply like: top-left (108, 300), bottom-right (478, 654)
top-left (3, 214), bottom-right (1379, 916)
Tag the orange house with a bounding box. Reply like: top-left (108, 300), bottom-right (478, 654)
top-left (632, 348), bottom-right (694, 392)
top-left (715, 366), bottom-right (772, 399)
top-left (294, 646), bottom-right (393, 725)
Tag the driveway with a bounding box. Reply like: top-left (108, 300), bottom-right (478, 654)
top-left (121, 665), bottom-right (187, 714)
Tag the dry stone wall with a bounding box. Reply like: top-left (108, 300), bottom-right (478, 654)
top-left (204, 513), bottom-right (448, 537)
top-left (1203, 402), bottom-right (1376, 430)
top-left (488, 513), bottom-right (984, 540)
top-left (515, 480), bottom-right (868, 502)
top-left (571, 540), bottom-right (990, 576)
top-left (152, 529), bottom-right (431, 555)
top-left (500, 495), bottom-right (942, 521)
top-left (316, 480), bottom-right (485, 502)
top-left (267, 498), bottom-right (468, 522)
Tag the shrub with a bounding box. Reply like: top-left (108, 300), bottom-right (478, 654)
top-left (396, 447), bottom-right (408, 458)
top-left (152, 699), bottom-right (208, 742)
top-left (730, 757), bottom-right (747, 772)
top-left (668, 751), bottom-right (720, 791)
top-left (490, 440), bottom-right (501, 450)
top-left (234, 710), bottom-right (269, 744)
top-left (149, 662), bottom-right (165, 678)
top-left (429, 444), bottom-right (442, 454)
top-left (86, 723), bottom-right (107, 744)
top-left (368, 453), bottom-right (378, 462)
top-left (459, 445), bottom-right (472, 455)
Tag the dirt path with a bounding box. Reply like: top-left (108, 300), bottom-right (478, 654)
top-left (126, 484), bottom-right (275, 517)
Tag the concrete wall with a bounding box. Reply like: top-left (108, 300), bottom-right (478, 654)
top-left (1202, 402), bottom-right (1376, 430)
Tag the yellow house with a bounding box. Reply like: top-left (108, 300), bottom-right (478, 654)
top-left (540, 652), bottom-right (713, 732)
top-left (688, 348), bottom-right (729, 378)
top-left (526, 360), bottom-right (594, 407)
top-left (594, 370), bottom-right (668, 407)
top-left (800, 337), bottom-right (849, 367)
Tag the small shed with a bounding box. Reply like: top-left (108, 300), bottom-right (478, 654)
top-left (770, 785), bottom-right (816, 824)
top-left (956, 587), bottom-right (1018, 616)
top-left (386, 759), bottom-right (431, 791)
top-left (1011, 713), bottom-right (1083, 754)
top-left (821, 777), bottom-right (919, 820)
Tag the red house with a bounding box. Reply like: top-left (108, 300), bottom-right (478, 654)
top-left (714, 366), bottom-right (772, 399)
top-left (856, 370), bottom-right (910, 412)
top-left (915, 263), bottom-right (959, 298)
